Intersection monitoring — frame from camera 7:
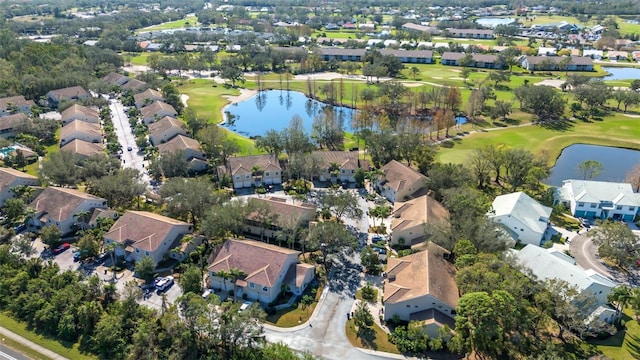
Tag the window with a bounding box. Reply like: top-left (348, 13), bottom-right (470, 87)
top-left (245, 175), bottom-right (250, 179)
top-left (262, 286), bottom-right (268, 292)
top-left (249, 283), bottom-right (254, 288)
top-left (265, 172), bottom-right (269, 176)
top-left (406, 305), bottom-right (411, 308)
top-left (236, 176), bottom-right (240, 180)
top-left (590, 203), bottom-right (597, 208)
top-left (630, 207), bottom-right (636, 211)
top-left (341, 170), bottom-right (345, 174)
top-left (578, 202), bottom-right (585, 207)
top-left (275, 172), bottom-right (279, 176)
top-left (616, 205), bottom-right (623, 210)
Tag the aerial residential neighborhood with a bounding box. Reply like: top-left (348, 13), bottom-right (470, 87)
top-left (0, 0), bottom-right (639, 360)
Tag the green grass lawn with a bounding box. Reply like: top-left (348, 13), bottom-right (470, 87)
top-left (127, 52), bottom-right (152, 66)
top-left (137, 16), bottom-right (198, 32)
top-left (0, 312), bottom-right (96, 360)
top-left (345, 318), bottom-right (400, 354)
top-left (437, 115), bottom-right (640, 166)
top-left (265, 284), bottom-right (323, 327)
top-left (592, 308), bottom-right (640, 359)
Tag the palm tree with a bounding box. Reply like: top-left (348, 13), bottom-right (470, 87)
top-left (74, 210), bottom-right (92, 232)
top-left (217, 269), bottom-right (232, 294)
top-left (229, 267), bottom-right (246, 302)
top-left (10, 185), bottom-right (35, 202)
top-left (630, 287), bottom-right (640, 320)
top-left (608, 285), bottom-right (631, 316)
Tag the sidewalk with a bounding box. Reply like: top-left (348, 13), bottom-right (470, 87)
top-left (0, 326), bottom-right (69, 360)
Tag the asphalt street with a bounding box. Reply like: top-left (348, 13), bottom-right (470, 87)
top-left (108, 99), bottom-right (150, 185)
top-left (0, 344), bottom-right (28, 360)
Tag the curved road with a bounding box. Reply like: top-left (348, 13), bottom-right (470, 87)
top-left (569, 233), bottom-right (632, 285)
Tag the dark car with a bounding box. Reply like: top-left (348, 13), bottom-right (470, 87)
top-left (52, 243), bottom-right (71, 255)
top-left (127, 146), bottom-right (133, 151)
top-left (13, 224), bottom-right (26, 233)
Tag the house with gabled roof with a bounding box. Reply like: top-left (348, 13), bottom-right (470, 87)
top-left (121, 78), bottom-right (149, 93)
top-left (46, 86), bottom-right (91, 108)
top-left (0, 113), bottom-right (28, 139)
top-left (513, 245), bottom-right (619, 324)
top-left (61, 104), bottom-right (100, 126)
top-left (141, 101), bottom-right (178, 125)
top-left (312, 151), bottom-right (361, 183)
top-left (60, 120), bottom-right (102, 145)
top-left (207, 239), bottom-right (315, 303)
top-left (447, 28), bottom-right (494, 39)
top-left (440, 52), bottom-right (503, 69)
top-left (104, 211), bottom-right (193, 265)
top-left (384, 242), bottom-right (458, 337)
top-left (227, 154), bottom-right (282, 189)
top-left (375, 160), bottom-right (427, 203)
top-left (102, 72), bottom-right (130, 87)
top-left (0, 96), bottom-right (34, 117)
top-left (134, 88), bottom-right (165, 109)
top-left (245, 196), bottom-right (317, 241)
top-left (0, 167), bottom-right (39, 206)
top-left (148, 116), bottom-right (187, 145)
top-left (60, 139), bottom-right (105, 159)
top-left (555, 179), bottom-right (640, 221)
top-left (157, 135), bottom-right (207, 172)
top-left (489, 192), bottom-right (552, 247)
top-left (520, 55), bottom-right (594, 71)
top-left (391, 194), bottom-right (449, 247)
top-left (28, 187), bottom-right (107, 234)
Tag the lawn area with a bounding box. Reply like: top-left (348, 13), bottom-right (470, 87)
top-left (137, 16), bottom-right (198, 32)
top-left (265, 283), bottom-right (323, 327)
top-left (592, 308), bottom-right (640, 359)
top-left (437, 115), bottom-right (640, 166)
top-left (345, 318), bottom-right (401, 354)
top-left (0, 312), bottom-right (96, 360)
top-left (127, 52), bottom-right (152, 66)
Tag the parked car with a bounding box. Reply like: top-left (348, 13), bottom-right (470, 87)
top-left (202, 289), bottom-right (212, 299)
top-left (13, 224), bottom-right (26, 233)
top-left (127, 146), bottom-right (133, 151)
top-left (53, 243), bottom-right (71, 255)
top-left (239, 301), bottom-right (252, 312)
top-left (155, 276), bottom-right (174, 293)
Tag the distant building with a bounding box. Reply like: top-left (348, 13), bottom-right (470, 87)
top-left (134, 89), bottom-right (165, 109)
top-left (140, 101), bottom-right (178, 125)
top-left (60, 139), bottom-right (105, 159)
top-left (446, 28), bottom-right (494, 39)
top-left (0, 96), bottom-right (34, 117)
top-left (148, 116), bottom-right (187, 146)
top-left (61, 104), bottom-right (100, 126)
top-left (520, 56), bottom-right (594, 71)
top-left (29, 187), bottom-right (107, 234)
top-left (555, 180), bottom-right (640, 221)
top-left (226, 154), bottom-right (282, 189)
top-left (440, 52), bottom-right (503, 69)
top-left (59, 120), bottom-right (101, 145)
top-left (0, 113), bottom-right (28, 139)
top-left (390, 194), bottom-right (449, 247)
top-left (0, 167), bottom-right (39, 206)
top-left (157, 135), bottom-right (207, 172)
top-left (46, 86), bottom-right (91, 108)
top-left (312, 151), bottom-right (362, 183)
top-left (375, 160), bottom-right (427, 203)
top-left (245, 196), bottom-right (317, 241)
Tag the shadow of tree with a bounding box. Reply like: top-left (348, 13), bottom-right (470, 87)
top-left (357, 326), bottom-right (378, 350)
top-left (538, 118), bottom-right (575, 131)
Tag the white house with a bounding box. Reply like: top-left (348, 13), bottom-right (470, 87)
top-left (555, 180), bottom-right (640, 221)
top-left (538, 47), bottom-right (558, 56)
top-left (312, 151), bottom-right (360, 183)
top-left (46, 86), bottom-right (91, 108)
top-left (59, 120), bottom-right (102, 145)
top-left (0, 96), bottom-right (34, 117)
top-left (245, 197), bottom-right (316, 241)
top-left (157, 135), bottom-right (207, 172)
top-left (134, 89), bottom-right (165, 109)
top-left (384, 242), bottom-right (458, 338)
top-left (513, 245), bottom-right (619, 324)
top-left (0, 167), bottom-right (39, 206)
top-left (207, 239), bottom-right (315, 304)
top-left (103, 211), bottom-right (193, 266)
top-left (583, 49), bottom-right (604, 60)
top-left (375, 160), bottom-right (427, 203)
top-left (29, 187), bottom-right (107, 235)
top-left (140, 101), bottom-right (178, 125)
top-left (148, 116), bottom-right (187, 145)
top-left (489, 192), bottom-right (552, 247)
top-left (60, 104), bottom-right (100, 126)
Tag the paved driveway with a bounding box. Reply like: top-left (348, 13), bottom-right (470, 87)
top-left (569, 233), bottom-right (631, 284)
top-left (109, 99), bottom-right (150, 185)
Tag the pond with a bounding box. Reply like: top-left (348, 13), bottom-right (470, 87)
top-left (222, 90), bottom-right (356, 137)
top-left (475, 17), bottom-right (516, 28)
top-left (544, 144), bottom-right (640, 186)
top-left (603, 67), bottom-right (640, 80)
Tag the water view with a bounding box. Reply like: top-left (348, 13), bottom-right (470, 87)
top-left (222, 90), bottom-right (356, 137)
top-left (475, 17), bottom-right (516, 28)
top-left (544, 144), bottom-right (640, 186)
top-left (603, 67), bottom-right (640, 80)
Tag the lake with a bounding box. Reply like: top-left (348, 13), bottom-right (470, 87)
top-left (544, 144), bottom-right (640, 186)
top-left (475, 17), bottom-right (516, 28)
top-left (603, 67), bottom-right (640, 80)
top-left (222, 90), bottom-right (356, 137)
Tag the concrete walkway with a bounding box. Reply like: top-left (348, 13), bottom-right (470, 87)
top-left (0, 326), bottom-right (69, 360)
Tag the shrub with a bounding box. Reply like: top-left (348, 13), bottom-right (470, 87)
top-left (542, 240), bottom-right (553, 249)
top-left (361, 284), bottom-right (377, 302)
top-left (300, 294), bottom-right (314, 309)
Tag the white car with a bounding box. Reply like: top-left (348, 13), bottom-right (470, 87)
top-left (239, 301), bottom-right (252, 312)
top-left (155, 276), bottom-right (174, 292)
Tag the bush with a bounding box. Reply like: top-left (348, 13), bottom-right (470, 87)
top-left (300, 294), bottom-right (314, 309)
top-left (361, 284), bottom-right (377, 302)
top-left (542, 240), bottom-right (553, 249)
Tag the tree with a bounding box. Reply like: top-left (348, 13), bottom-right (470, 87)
top-left (626, 162), bottom-right (640, 192)
top-left (353, 301), bottom-right (374, 337)
top-left (488, 71), bottom-right (510, 87)
top-left (148, 150), bottom-right (189, 180)
top-left (159, 177), bottom-right (227, 228)
top-left (588, 220), bottom-right (639, 268)
top-left (490, 100), bottom-right (512, 121)
top-left (577, 160), bottom-right (603, 180)
top-left (229, 267), bottom-right (245, 302)
top-left (514, 85), bottom-right (565, 121)
top-left (307, 221), bottom-right (356, 265)
top-left (502, 148), bottom-right (536, 191)
top-left (360, 247), bottom-right (381, 275)
top-left (608, 285), bottom-right (631, 315)
top-left (134, 256), bottom-right (156, 282)
top-left (77, 232), bottom-right (101, 259)
top-left (39, 150), bottom-right (81, 187)
top-left (219, 58), bottom-right (244, 86)
top-left (460, 68), bottom-right (471, 84)
top-left (255, 129), bottom-right (285, 158)
top-left (468, 148), bottom-right (492, 188)
top-left (319, 189), bottom-right (363, 222)
top-left (40, 225), bottom-right (62, 248)
top-left (409, 66), bottom-right (419, 80)
top-left (572, 81), bottom-right (612, 114)
top-left (180, 264), bottom-right (203, 295)
top-left (182, 108), bottom-right (207, 136)
top-left (631, 79), bottom-right (640, 91)
top-left (3, 198), bottom-right (25, 223)
top-left (451, 291), bottom-right (517, 359)
top-left (88, 168), bottom-right (145, 209)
